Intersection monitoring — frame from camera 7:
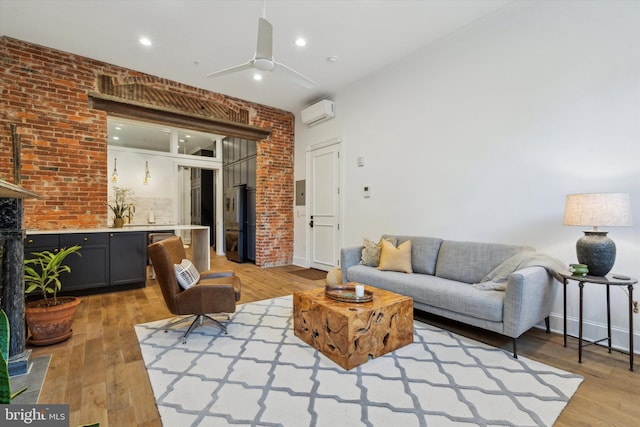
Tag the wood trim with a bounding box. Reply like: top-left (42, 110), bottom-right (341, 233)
top-left (88, 92), bottom-right (272, 140)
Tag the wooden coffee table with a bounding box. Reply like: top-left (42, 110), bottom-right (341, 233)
top-left (293, 284), bottom-right (413, 370)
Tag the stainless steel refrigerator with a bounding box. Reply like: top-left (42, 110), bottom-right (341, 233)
top-left (225, 184), bottom-right (246, 262)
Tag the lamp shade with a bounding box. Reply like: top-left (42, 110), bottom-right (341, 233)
top-left (563, 193), bottom-right (632, 228)
top-left (563, 193), bottom-right (632, 276)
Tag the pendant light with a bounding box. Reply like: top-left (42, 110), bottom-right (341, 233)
top-left (111, 158), bottom-right (118, 182)
top-left (143, 161), bottom-right (151, 185)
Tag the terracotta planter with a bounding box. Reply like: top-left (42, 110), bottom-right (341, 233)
top-left (25, 296), bottom-right (81, 346)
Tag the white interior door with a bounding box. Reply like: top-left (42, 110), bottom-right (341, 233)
top-left (308, 141), bottom-right (341, 271)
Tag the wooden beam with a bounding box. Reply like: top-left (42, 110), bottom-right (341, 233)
top-left (88, 93), bottom-right (272, 141)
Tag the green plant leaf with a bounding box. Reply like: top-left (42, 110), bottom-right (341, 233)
top-left (0, 350), bottom-right (10, 404)
top-left (0, 309), bottom-right (8, 363)
top-left (0, 310), bottom-right (10, 404)
top-left (24, 245), bottom-right (82, 303)
top-left (0, 310), bottom-right (29, 403)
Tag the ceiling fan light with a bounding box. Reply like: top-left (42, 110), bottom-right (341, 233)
top-left (253, 57), bottom-right (275, 71)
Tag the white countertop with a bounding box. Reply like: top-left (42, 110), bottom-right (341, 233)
top-left (26, 224), bottom-right (209, 235)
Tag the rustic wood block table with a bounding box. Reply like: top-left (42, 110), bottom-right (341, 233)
top-left (293, 285), bottom-right (413, 370)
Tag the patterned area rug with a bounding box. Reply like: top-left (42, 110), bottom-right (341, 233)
top-left (135, 296), bottom-right (582, 426)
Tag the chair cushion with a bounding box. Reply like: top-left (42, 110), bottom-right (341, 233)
top-left (174, 259), bottom-right (200, 289)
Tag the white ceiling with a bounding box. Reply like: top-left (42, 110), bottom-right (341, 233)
top-left (0, 0), bottom-right (515, 113)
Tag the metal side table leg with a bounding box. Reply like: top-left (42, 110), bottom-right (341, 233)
top-left (606, 284), bottom-right (612, 353)
top-left (629, 284), bottom-right (634, 371)
top-left (578, 281), bottom-right (584, 363)
top-left (563, 278), bottom-right (568, 347)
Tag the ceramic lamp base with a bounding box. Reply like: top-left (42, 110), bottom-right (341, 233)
top-left (576, 231), bottom-right (616, 277)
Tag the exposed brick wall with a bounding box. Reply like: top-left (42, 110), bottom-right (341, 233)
top-left (0, 36), bottom-right (294, 267)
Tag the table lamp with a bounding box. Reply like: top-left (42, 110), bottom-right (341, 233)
top-left (563, 193), bottom-right (632, 276)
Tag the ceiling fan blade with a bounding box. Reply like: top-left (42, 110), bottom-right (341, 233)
top-left (256, 17), bottom-right (273, 59)
top-left (206, 62), bottom-right (253, 78)
top-left (275, 61), bottom-right (318, 88)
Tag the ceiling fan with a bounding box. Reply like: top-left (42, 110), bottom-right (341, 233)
top-left (206, 16), bottom-right (318, 89)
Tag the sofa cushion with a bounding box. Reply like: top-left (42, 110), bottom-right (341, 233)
top-left (346, 265), bottom-right (504, 322)
top-left (383, 235), bottom-right (442, 275)
top-left (378, 240), bottom-right (412, 273)
top-left (404, 276), bottom-right (505, 322)
top-left (435, 240), bottom-right (534, 284)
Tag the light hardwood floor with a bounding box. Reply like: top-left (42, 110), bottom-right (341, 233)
top-left (29, 254), bottom-right (640, 426)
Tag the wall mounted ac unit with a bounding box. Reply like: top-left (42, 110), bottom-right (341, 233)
top-left (301, 100), bottom-right (335, 126)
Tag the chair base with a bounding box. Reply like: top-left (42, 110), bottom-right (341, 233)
top-left (164, 314), bottom-right (231, 343)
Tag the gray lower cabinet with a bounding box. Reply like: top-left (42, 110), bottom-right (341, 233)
top-left (24, 234), bottom-right (59, 258)
top-left (60, 233), bottom-right (109, 291)
top-left (24, 231), bottom-right (147, 293)
top-left (109, 231), bottom-right (147, 287)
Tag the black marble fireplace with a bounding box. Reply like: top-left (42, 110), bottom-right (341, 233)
top-left (0, 179), bottom-right (40, 367)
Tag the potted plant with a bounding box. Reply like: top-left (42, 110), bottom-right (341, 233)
top-left (24, 245), bottom-right (82, 346)
top-left (107, 186), bottom-right (134, 228)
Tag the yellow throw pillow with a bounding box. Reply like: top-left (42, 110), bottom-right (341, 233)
top-left (378, 239), bottom-right (413, 273)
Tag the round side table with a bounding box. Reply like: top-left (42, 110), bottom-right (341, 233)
top-left (559, 272), bottom-right (637, 371)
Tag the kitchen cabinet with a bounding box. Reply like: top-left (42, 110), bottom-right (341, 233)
top-left (25, 225), bottom-right (209, 294)
top-left (24, 231), bottom-right (146, 294)
top-left (24, 234), bottom-right (59, 257)
top-left (109, 231), bottom-right (146, 287)
top-left (60, 233), bottom-right (109, 291)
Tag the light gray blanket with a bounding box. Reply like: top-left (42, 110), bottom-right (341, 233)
top-left (473, 251), bottom-right (567, 291)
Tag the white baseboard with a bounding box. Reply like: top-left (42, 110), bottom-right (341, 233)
top-left (292, 256), bottom-right (307, 268)
top-left (546, 312), bottom-right (638, 355)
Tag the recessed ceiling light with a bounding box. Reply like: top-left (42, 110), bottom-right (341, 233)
top-left (114, 126), bottom-right (122, 130)
top-left (253, 73), bottom-right (263, 81)
top-left (295, 37), bottom-right (306, 47)
top-left (139, 37), bottom-right (152, 47)
top-left (112, 136), bottom-right (120, 141)
top-left (327, 56), bottom-right (338, 63)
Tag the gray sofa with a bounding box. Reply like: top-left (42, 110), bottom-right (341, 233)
top-left (340, 235), bottom-right (559, 357)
